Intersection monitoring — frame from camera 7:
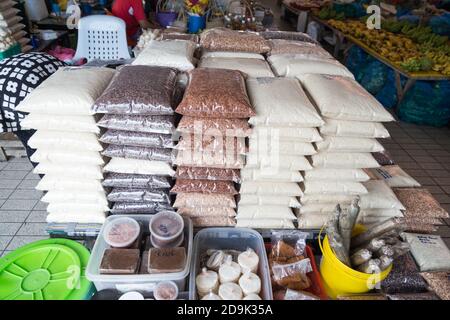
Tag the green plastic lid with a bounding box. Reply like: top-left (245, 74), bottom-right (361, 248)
top-left (0, 239), bottom-right (94, 300)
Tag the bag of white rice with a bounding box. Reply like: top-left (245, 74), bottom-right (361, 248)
top-left (360, 180), bottom-right (405, 210)
top-left (365, 166), bottom-right (421, 188)
top-left (240, 181), bottom-right (303, 196)
top-left (320, 118), bottom-right (390, 138)
top-left (239, 195), bottom-right (301, 208)
top-left (199, 57), bottom-right (274, 78)
top-left (237, 205), bottom-right (296, 220)
top-left (304, 168), bottom-right (370, 182)
top-left (302, 181), bottom-right (368, 195)
top-left (316, 136), bottom-right (384, 153)
top-left (311, 152), bottom-right (380, 169)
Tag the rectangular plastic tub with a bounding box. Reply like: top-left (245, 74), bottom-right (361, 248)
top-left (86, 214), bottom-right (193, 293)
top-left (189, 228), bottom-right (273, 300)
top-left (265, 243), bottom-right (328, 300)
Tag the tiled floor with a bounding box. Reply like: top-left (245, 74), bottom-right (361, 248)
top-left (0, 121), bottom-right (449, 257)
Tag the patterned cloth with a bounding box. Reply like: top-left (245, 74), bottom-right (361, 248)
top-left (0, 53), bottom-right (66, 133)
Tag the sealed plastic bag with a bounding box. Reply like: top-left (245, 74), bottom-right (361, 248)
top-left (173, 193), bottom-right (236, 208)
top-left (319, 118), bottom-right (390, 138)
top-left (107, 188), bottom-right (170, 203)
top-left (177, 206), bottom-right (236, 217)
top-left (175, 166), bottom-right (241, 183)
top-left (201, 51), bottom-right (265, 60)
top-left (236, 219), bottom-right (295, 229)
top-left (111, 202), bottom-right (173, 214)
top-left (366, 166), bottom-right (420, 188)
top-left (247, 77), bottom-right (323, 128)
top-left (104, 158), bottom-right (175, 176)
top-left (100, 130), bottom-right (174, 148)
top-left (175, 134), bottom-right (247, 155)
top-left (236, 205), bottom-right (296, 220)
top-left (246, 153), bottom-right (313, 171)
top-left (174, 150), bottom-right (245, 169)
top-left (300, 74), bottom-right (394, 122)
top-left (92, 65), bottom-right (177, 114)
top-left (250, 126), bottom-right (322, 143)
top-left (316, 136), bottom-right (384, 153)
top-left (304, 168), bottom-right (369, 182)
top-left (177, 116), bottom-right (252, 137)
top-left (200, 28), bottom-right (270, 53)
top-left (402, 233), bottom-right (450, 272)
top-left (31, 148), bottom-right (104, 166)
top-left (240, 181), bottom-right (303, 196)
top-left (272, 259), bottom-right (312, 291)
top-left (248, 139), bottom-right (316, 156)
top-left (269, 40), bottom-right (333, 60)
top-left (199, 57), bottom-right (275, 78)
top-left (311, 152), bottom-right (380, 169)
top-left (175, 68), bottom-right (255, 118)
top-left (360, 181), bottom-right (405, 210)
top-left (102, 173), bottom-right (172, 189)
top-left (421, 272), bottom-right (450, 300)
top-left (270, 230), bottom-right (308, 259)
top-left (102, 145), bottom-right (175, 163)
top-left (170, 179), bottom-right (237, 195)
top-left (259, 30), bottom-right (317, 43)
top-left (190, 216), bottom-right (236, 227)
top-left (28, 130), bottom-right (102, 152)
top-left (21, 114), bottom-right (100, 133)
top-left (241, 168), bottom-right (303, 182)
top-left (97, 114), bottom-right (175, 134)
top-left (239, 195), bottom-right (301, 208)
top-left (33, 162), bottom-right (103, 180)
top-left (302, 181), bottom-right (368, 195)
top-left (394, 188), bottom-right (449, 219)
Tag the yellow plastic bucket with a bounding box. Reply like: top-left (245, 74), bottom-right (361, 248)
top-left (318, 226), bottom-right (392, 299)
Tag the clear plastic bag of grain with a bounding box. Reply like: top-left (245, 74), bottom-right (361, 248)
top-left (177, 116), bottom-right (252, 137)
top-left (170, 179), bottom-right (238, 195)
top-left (173, 193), bottom-right (236, 208)
top-left (107, 188), bottom-right (171, 204)
top-left (97, 114), bottom-right (175, 134)
top-left (175, 166), bottom-right (241, 183)
top-left (102, 173), bottom-right (172, 189)
top-left (200, 28), bottom-right (270, 53)
top-left (111, 202), bottom-right (173, 214)
top-left (102, 145), bottom-right (175, 163)
top-left (100, 130), bottom-right (175, 148)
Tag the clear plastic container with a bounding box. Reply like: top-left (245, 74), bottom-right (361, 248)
top-left (189, 228), bottom-right (273, 300)
top-left (103, 216), bottom-right (141, 248)
top-left (87, 215), bottom-right (193, 293)
top-left (154, 281), bottom-right (179, 300)
top-left (149, 211), bottom-right (184, 245)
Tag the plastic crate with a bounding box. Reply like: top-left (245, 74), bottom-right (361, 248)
top-left (0, 43), bottom-right (21, 61)
top-left (265, 243), bottom-right (328, 300)
top-left (189, 228), bottom-right (273, 300)
top-left (86, 214), bottom-right (193, 293)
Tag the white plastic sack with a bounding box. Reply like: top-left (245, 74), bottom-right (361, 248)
top-left (31, 148), bottom-right (104, 166)
top-left (33, 162), bottom-right (103, 180)
top-left (104, 158), bottom-right (175, 176)
top-left (247, 78), bottom-right (323, 128)
top-left (41, 190), bottom-right (108, 206)
top-left (239, 195), bottom-right (301, 208)
top-left (316, 136), bottom-right (384, 153)
top-left (360, 180), bottom-right (405, 210)
top-left (304, 168), bottom-right (370, 182)
top-left (299, 74), bottom-right (395, 122)
top-left (301, 194), bottom-right (354, 204)
top-left (237, 205), bottom-right (296, 220)
top-left (202, 51), bottom-right (265, 60)
top-left (16, 67), bottom-right (116, 115)
top-left (36, 175), bottom-right (104, 192)
top-left (302, 181), bottom-right (368, 195)
top-left (268, 55), bottom-right (355, 78)
top-left (297, 213), bottom-right (330, 229)
top-left (300, 204), bottom-right (403, 216)
top-left (241, 168), bottom-right (303, 182)
top-left (320, 118), bottom-right (390, 138)
top-left (47, 202), bottom-right (109, 214)
top-left (366, 166), bottom-right (421, 188)
top-left (402, 233), bottom-right (450, 272)
top-left (46, 212), bottom-right (106, 224)
top-left (246, 153), bottom-right (312, 171)
top-left (28, 130), bottom-right (102, 152)
top-left (240, 181), bottom-right (303, 196)
top-left (21, 114), bottom-right (100, 133)
top-left (132, 40), bottom-right (195, 71)
top-left (250, 126), bottom-right (323, 143)
top-left (311, 152), bottom-right (380, 169)
top-left (236, 218), bottom-right (295, 229)
top-left (249, 139), bottom-right (316, 156)
top-left (199, 57), bottom-right (274, 78)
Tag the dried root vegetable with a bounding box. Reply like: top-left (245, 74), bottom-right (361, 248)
top-left (351, 217), bottom-right (407, 249)
top-left (351, 249), bottom-right (372, 267)
top-left (326, 204), bottom-right (351, 267)
top-left (338, 197), bottom-right (361, 256)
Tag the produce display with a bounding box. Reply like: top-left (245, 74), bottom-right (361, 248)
top-left (0, 1), bottom-right (30, 55)
top-left (324, 18), bottom-right (450, 76)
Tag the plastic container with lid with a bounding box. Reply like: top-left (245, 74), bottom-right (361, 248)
top-left (103, 216), bottom-right (141, 248)
top-left (154, 281), bottom-right (179, 300)
top-left (149, 211), bottom-right (184, 248)
top-left (86, 215), bottom-right (193, 293)
top-left (189, 228), bottom-right (273, 300)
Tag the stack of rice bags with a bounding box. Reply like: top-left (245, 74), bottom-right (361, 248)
top-left (237, 77), bottom-right (324, 229)
top-left (92, 65), bottom-right (178, 215)
top-left (198, 28), bottom-right (274, 78)
top-left (297, 73), bottom-right (401, 228)
top-left (267, 39), bottom-right (354, 78)
top-left (17, 67), bottom-right (116, 224)
top-left (173, 68), bottom-right (255, 227)
top-left (0, 1), bottom-right (30, 53)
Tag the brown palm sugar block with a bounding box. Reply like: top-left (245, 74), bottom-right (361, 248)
top-left (175, 68), bottom-right (255, 118)
top-left (148, 247), bottom-right (186, 273)
top-left (100, 249), bottom-right (140, 274)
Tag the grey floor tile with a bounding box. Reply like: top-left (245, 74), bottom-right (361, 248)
top-left (425, 185), bottom-right (445, 195)
top-left (405, 169), bottom-right (431, 177)
top-left (0, 189), bottom-right (14, 199)
top-left (0, 210), bottom-right (30, 223)
top-left (0, 236), bottom-right (12, 251)
top-left (405, 149), bottom-right (429, 156)
top-left (0, 223), bottom-right (22, 236)
top-left (0, 179), bottom-right (21, 189)
top-left (433, 194), bottom-right (450, 204)
top-left (1, 251), bottom-right (12, 257)
top-left (442, 204), bottom-right (450, 214)
top-left (421, 144), bottom-right (442, 151)
top-left (411, 155), bottom-right (437, 163)
top-left (435, 156), bottom-right (450, 164)
top-left (6, 236), bottom-right (48, 251)
top-left (17, 223), bottom-right (47, 236)
top-left (17, 179), bottom-right (39, 190)
top-left (0, 199), bottom-right (4, 207)
top-left (7, 157), bottom-right (31, 163)
top-left (1, 199), bottom-right (39, 211)
top-left (418, 162), bottom-right (445, 170)
top-left (433, 177), bottom-right (450, 186)
top-left (25, 172), bottom-right (40, 180)
top-left (3, 161), bottom-right (33, 171)
top-left (26, 211), bottom-right (47, 223)
top-left (0, 162), bottom-right (7, 170)
top-left (426, 169), bottom-right (450, 178)
top-left (441, 185), bottom-right (450, 194)
top-left (416, 176), bottom-right (437, 186)
top-left (398, 143), bottom-right (423, 150)
top-left (396, 162), bottom-right (420, 170)
top-left (0, 170), bottom-right (29, 180)
top-left (436, 226), bottom-right (450, 238)
top-left (8, 189), bottom-right (43, 200)
top-left (33, 201), bottom-right (48, 211)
